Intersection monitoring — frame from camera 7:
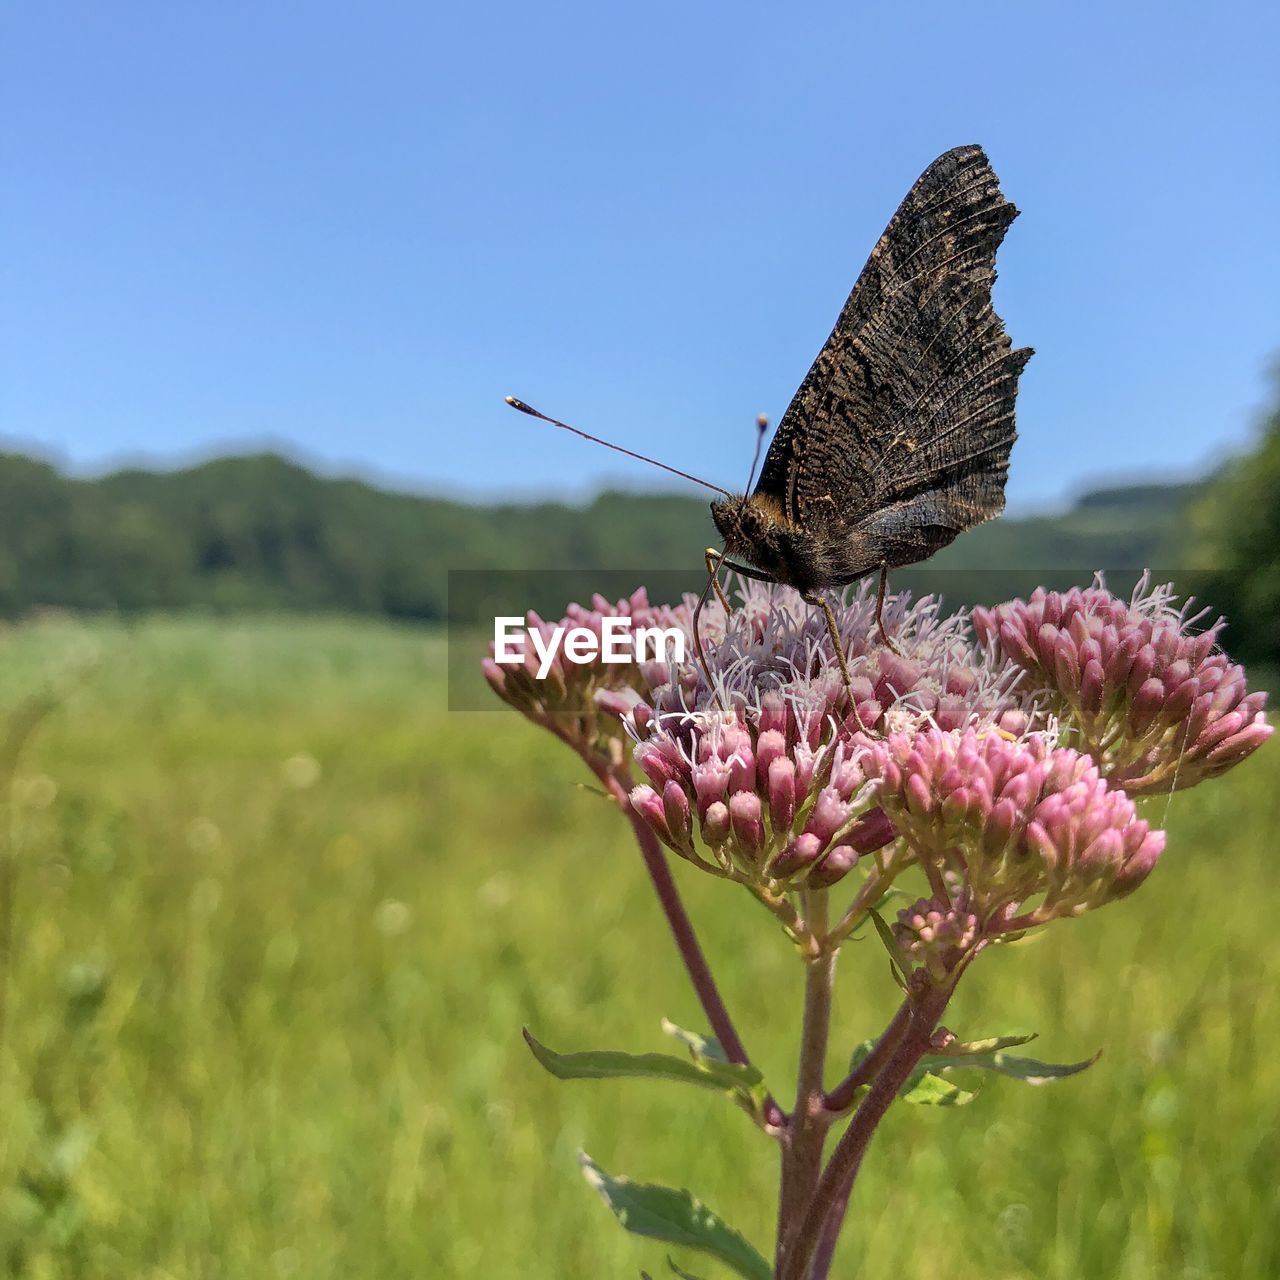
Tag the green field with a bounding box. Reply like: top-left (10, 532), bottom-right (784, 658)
top-left (0, 615), bottom-right (1276, 1279)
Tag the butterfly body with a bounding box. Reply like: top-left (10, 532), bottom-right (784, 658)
top-left (710, 493), bottom-right (866, 594)
top-left (710, 144), bottom-right (1032, 600)
top-left (711, 487), bottom-right (982, 594)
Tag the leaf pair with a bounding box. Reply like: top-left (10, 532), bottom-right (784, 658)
top-left (529, 1022), bottom-right (1098, 1275)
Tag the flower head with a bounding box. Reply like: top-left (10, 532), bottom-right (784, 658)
top-left (893, 896), bottom-right (981, 985)
top-left (974, 575), bottom-right (1271, 793)
top-left (864, 727), bottom-right (1165, 924)
top-left (625, 579), bottom-right (1023, 888)
top-left (485, 572), bottom-right (1264, 945)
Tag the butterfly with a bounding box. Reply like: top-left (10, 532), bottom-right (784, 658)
top-left (508, 144), bottom-right (1032, 688)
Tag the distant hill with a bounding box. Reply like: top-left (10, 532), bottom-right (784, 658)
top-left (0, 449), bottom-right (1198, 620)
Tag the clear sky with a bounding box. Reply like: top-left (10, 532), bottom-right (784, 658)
top-left (2, 1), bottom-right (1277, 510)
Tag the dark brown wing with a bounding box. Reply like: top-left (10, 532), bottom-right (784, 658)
top-left (753, 145), bottom-right (1032, 533)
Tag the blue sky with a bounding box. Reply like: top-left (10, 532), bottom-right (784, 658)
top-left (2, 1), bottom-right (1277, 510)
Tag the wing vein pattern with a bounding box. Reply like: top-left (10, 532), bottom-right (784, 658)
top-left (754, 144), bottom-right (1033, 544)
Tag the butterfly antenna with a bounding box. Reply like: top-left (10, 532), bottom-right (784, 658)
top-left (743, 414), bottom-right (769, 493)
top-left (505, 397), bottom-right (730, 496)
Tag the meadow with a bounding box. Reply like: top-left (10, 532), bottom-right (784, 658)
top-left (0, 613), bottom-right (1276, 1279)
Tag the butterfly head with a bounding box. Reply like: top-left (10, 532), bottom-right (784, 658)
top-left (711, 492), bottom-right (777, 547)
top-left (710, 493), bottom-right (802, 584)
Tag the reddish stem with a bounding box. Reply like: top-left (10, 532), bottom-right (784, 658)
top-left (782, 982), bottom-right (954, 1280)
top-left (821, 997), bottom-right (914, 1114)
top-left (774, 893), bottom-right (835, 1273)
top-left (598, 762), bottom-right (785, 1131)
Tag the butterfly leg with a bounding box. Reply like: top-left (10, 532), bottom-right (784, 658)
top-left (874, 563), bottom-right (901, 654)
top-left (705, 551), bottom-right (778, 587)
top-left (691, 568), bottom-right (724, 707)
top-left (703, 547), bottom-right (733, 615)
top-left (802, 591), bottom-right (854, 691)
top-left (693, 551), bottom-right (779, 702)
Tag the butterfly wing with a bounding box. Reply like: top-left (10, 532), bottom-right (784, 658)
top-left (753, 145), bottom-right (1032, 544)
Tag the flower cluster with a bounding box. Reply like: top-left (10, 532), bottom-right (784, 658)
top-left (625, 582), bottom-right (1023, 889)
top-left (629, 712), bottom-right (887, 886)
top-left (974, 576), bottom-right (1271, 793)
top-left (892, 896), bottom-right (981, 985)
top-left (864, 728), bottom-right (1165, 926)
top-left (486, 572), bottom-right (1269, 940)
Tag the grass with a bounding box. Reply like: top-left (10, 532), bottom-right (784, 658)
top-left (0, 613), bottom-right (1277, 1279)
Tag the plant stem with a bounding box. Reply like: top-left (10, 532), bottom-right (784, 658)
top-left (597, 762), bottom-right (785, 1130)
top-left (821, 997), bottom-right (913, 1114)
top-left (774, 891), bottom-right (835, 1274)
top-left (782, 982), bottom-right (954, 1280)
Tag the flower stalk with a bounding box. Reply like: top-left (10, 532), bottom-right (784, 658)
top-left (485, 575), bottom-right (1270, 1278)
top-left (774, 890), bottom-right (836, 1274)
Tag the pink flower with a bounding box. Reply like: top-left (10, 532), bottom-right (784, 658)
top-left (974, 575), bottom-right (1271, 793)
top-left (624, 581), bottom-right (1021, 888)
top-left (893, 896), bottom-right (981, 984)
top-left (863, 728), bottom-right (1165, 924)
top-left (485, 572), bottom-right (1261, 939)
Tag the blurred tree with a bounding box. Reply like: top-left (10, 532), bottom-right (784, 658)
top-left (1188, 364), bottom-right (1280, 665)
top-left (0, 448), bottom-right (1200, 623)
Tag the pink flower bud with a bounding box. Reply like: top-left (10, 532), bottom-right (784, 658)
top-left (595, 687), bottom-right (644, 721)
top-left (846, 806), bottom-right (897, 855)
top-left (767, 757), bottom-right (797, 833)
top-left (1080, 659), bottom-right (1106, 718)
top-left (662, 780), bottom-right (693, 852)
top-left (770, 832), bottom-right (824, 879)
top-left (1204, 719), bottom-right (1273, 765)
top-left (1127, 678), bottom-right (1166, 737)
top-left (1127, 645), bottom-right (1158, 696)
top-left (1159, 675), bottom-right (1199, 725)
top-left (701, 801), bottom-right (730, 846)
top-left (1053, 632), bottom-right (1081, 691)
top-left (692, 758), bottom-right (731, 817)
top-left (755, 729), bottom-right (787, 788)
top-left (635, 740), bottom-right (678, 789)
top-left (630, 786), bottom-right (670, 842)
top-left (805, 789), bottom-right (851, 847)
top-left (757, 691), bottom-right (789, 738)
top-left (906, 773), bottom-right (934, 818)
top-left (809, 843), bottom-right (858, 888)
top-left (983, 797), bottom-right (1019, 853)
top-left (727, 745), bottom-right (755, 796)
top-left (729, 791), bottom-right (765, 859)
top-left (1113, 829), bottom-right (1165, 894)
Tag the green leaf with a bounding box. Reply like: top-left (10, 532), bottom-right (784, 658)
top-left (899, 1068), bottom-right (976, 1106)
top-left (844, 1043), bottom-right (975, 1107)
top-left (936, 1031), bottom-right (1039, 1055)
top-left (846, 1039), bottom-right (875, 1072)
top-left (523, 1028), bottom-right (763, 1098)
top-left (869, 907), bottom-right (911, 982)
top-left (579, 1154), bottom-right (772, 1280)
top-left (925, 1048), bottom-right (1102, 1084)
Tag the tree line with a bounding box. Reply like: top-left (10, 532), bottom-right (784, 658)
top-left (0, 419), bottom-right (1274, 665)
